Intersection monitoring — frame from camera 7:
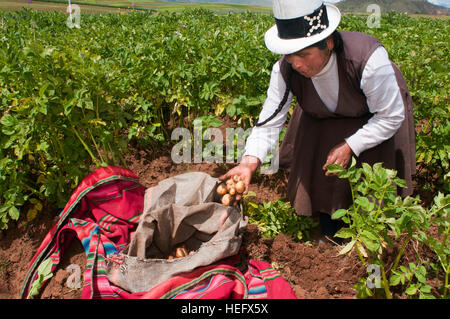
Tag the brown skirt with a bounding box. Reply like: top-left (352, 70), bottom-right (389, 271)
top-left (279, 97), bottom-right (415, 217)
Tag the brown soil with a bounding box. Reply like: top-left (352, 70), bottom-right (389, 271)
top-left (0, 147), bottom-right (444, 299)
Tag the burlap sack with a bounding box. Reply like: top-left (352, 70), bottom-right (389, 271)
top-left (105, 172), bottom-right (247, 293)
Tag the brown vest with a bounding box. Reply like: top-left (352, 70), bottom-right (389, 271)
top-left (278, 31), bottom-right (415, 217)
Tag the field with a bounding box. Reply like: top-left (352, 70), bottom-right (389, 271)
top-left (0, 0), bottom-right (271, 13)
top-left (0, 6), bottom-right (449, 299)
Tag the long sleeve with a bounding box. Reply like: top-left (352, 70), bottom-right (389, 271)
top-left (344, 46), bottom-right (405, 156)
top-left (243, 61), bottom-right (293, 163)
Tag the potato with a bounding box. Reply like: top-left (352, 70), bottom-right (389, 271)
top-left (229, 187), bottom-right (236, 195)
top-left (221, 193), bottom-right (233, 206)
top-left (175, 247), bottom-right (188, 258)
top-left (233, 175), bottom-right (241, 182)
top-left (216, 183), bottom-right (228, 195)
top-left (235, 181), bottom-right (245, 194)
top-left (226, 178), bottom-right (235, 190)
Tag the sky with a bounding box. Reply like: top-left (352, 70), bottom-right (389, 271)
top-left (419, 0), bottom-right (450, 8)
top-left (327, 0), bottom-right (450, 9)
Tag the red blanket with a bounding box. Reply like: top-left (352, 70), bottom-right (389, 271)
top-left (21, 166), bottom-right (296, 299)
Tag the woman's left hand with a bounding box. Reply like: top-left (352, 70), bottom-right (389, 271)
top-left (323, 141), bottom-right (353, 176)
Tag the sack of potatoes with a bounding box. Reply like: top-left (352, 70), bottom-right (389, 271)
top-left (216, 175), bottom-right (245, 206)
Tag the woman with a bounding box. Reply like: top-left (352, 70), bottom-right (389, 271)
top-left (220, 0), bottom-right (416, 237)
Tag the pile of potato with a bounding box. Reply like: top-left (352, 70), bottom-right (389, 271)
top-left (167, 243), bottom-right (192, 259)
top-left (216, 175), bottom-right (245, 206)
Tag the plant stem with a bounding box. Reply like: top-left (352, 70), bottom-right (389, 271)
top-left (391, 234), bottom-right (412, 274)
top-left (429, 202), bottom-right (450, 218)
top-left (70, 125), bottom-right (99, 167)
top-left (113, 139), bottom-right (127, 168)
top-left (107, 142), bottom-right (118, 166)
top-left (444, 265), bottom-right (449, 299)
top-left (101, 140), bottom-right (109, 165)
top-left (355, 241), bottom-right (367, 266)
top-left (89, 128), bottom-right (105, 164)
top-left (440, 227), bottom-right (448, 262)
top-left (160, 107), bottom-right (169, 141)
top-left (51, 130), bottom-right (66, 166)
top-left (375, 187), bottom-right (387, 220)
top-left (380, 263), bottom-right (392, 299)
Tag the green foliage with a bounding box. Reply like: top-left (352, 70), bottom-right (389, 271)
top-left (243, 194), bottom-right (318, 242)
top-left (419, 192), bottom-right (450, 298)
top-left (390, 262), bottom-right (435, 299)
top-left (340, 11), bottom-right (450, 196)
top-left (328, 159), bottom-right (449, 299)
top-left (0, 9), bottom-right (448, 232)
top-left (27, 258), bottom-right (54, 299)
top-left (0, 8), bottom-right (276, 228)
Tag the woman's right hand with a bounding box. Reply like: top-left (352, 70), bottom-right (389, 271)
top-left (218, 155), bottom-right (261, 202)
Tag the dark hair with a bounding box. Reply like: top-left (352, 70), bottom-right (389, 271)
top-left (307, 30), bottom-right (343, 53)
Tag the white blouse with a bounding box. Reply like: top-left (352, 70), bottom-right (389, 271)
top-left (243, 46), bottom-right (405, 163)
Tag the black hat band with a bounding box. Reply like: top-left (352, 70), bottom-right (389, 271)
top-left (275, 4), bottom-right (329, 39)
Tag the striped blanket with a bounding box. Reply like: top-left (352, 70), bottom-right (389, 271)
top-left (20, 166), bottom-right (296, 299)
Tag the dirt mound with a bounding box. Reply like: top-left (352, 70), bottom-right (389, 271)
top-left (242, 224), bottom-right (363, 298)
top-left (0, 149), bottom-right (443, 299)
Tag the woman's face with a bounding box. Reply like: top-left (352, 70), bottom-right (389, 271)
top-left (285, 37), bottom-right (333, 78)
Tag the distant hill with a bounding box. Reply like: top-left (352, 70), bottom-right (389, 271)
top-left (163, 0), bottom-right (272, 6)
top-left (162, 0), bottom-right (450, 15)
top-left (335, 0), bottom-right (450, 15)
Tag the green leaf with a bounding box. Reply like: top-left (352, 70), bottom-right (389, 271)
top-left (226, 104), bottom-right (236, 117)
top-left (348, 156), bottom-right (357, 169)
top-left (38, 258), bottom-right (53, 276)
top-left (355, 197), bottom-right (375, 211)
top-left (40, 47), bottom-right (55, 58)
top-left (373, 163), bottom-right (388, 186)
top-left (354, 278), bottom-right (373, 299)
top-left (393, 177), bottom-right (407, 188)
top-left (8, 206), bottom-right (19, 220)
top-left (389, 272), bottom-right (402, 286)
top-left (335, 228), bottom-right (356, 239)
top-left (332, 209), bottom-right (347, 220)
top-left (420, 285), bottom-right (432, 294)
top-left (405, 284), bottom-right (418, 296)
top-left (360, 230), bottom-right (379, 252)
top-left (362, 162), bottom-right (373, 180)
top-left (39, 82), bottom-right (50, 98)
top-left (245, 191), bottom-right (257, 197)
top-left (326, 164), bottom-right (344, 174)
top-left (339, 239), bottom-right (355, 255)
top-left (27, 258), bottom-right (54, 299)
top-left (0, 114), bottom-right (18, 126)
top-left (415, 266), bottom-right (427, 284)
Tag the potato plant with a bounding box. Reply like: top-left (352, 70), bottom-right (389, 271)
top-left (243, 195), bottom-right (318, 242)
top-left (0, 9), bottom-right (448, 235)
top-left (328, 159), bottom-right (449, 299)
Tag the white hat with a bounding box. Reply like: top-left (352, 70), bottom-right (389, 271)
top-left (265, 0), bottom-right (341, 55)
